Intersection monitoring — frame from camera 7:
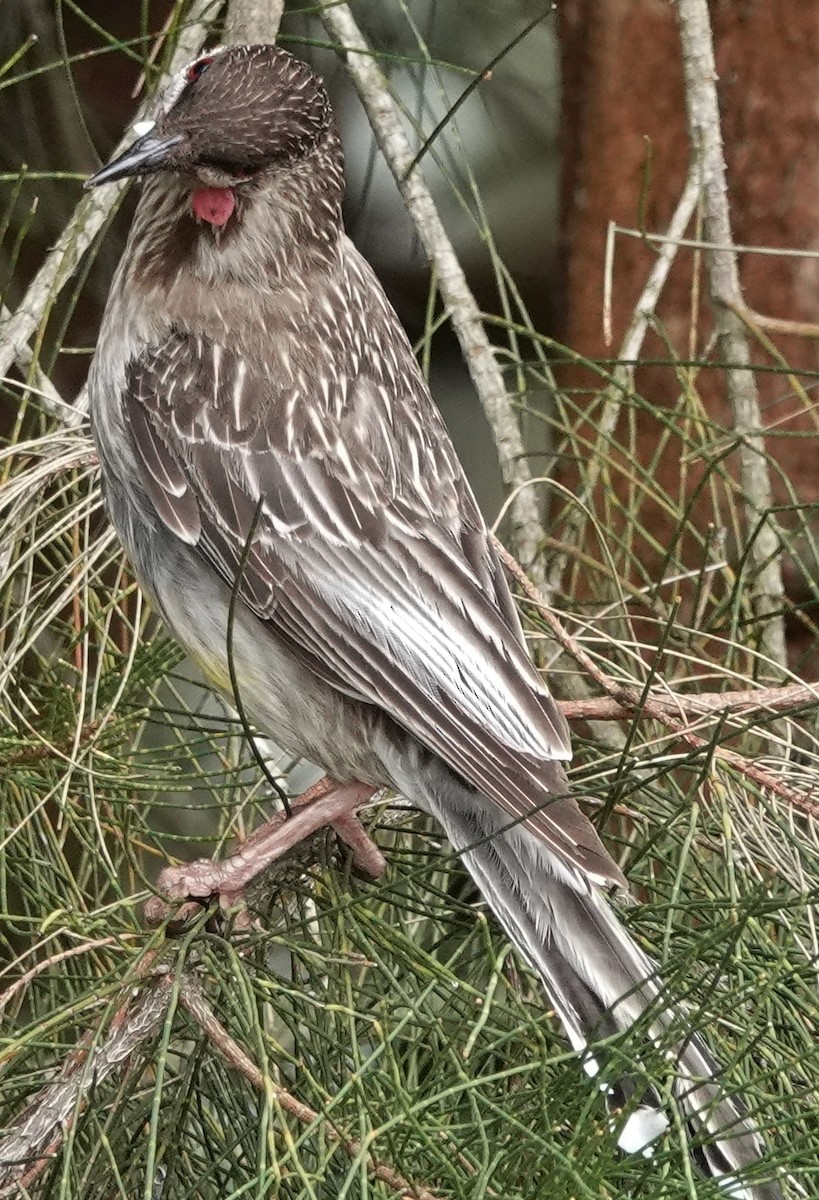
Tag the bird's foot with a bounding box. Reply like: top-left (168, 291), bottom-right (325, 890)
top-left (144, 778), bottom-right (383, 926)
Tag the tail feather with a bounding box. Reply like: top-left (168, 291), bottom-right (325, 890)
top-left (416, 777), bottom-right (788, 1200)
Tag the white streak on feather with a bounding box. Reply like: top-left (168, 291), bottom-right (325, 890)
top-left (334, 437), bottom-right (356, 481)
top-left (285, 391), bottom-right (301, 454)
top-left (232, 357), bottom-right (247, 427)
top-left (376, 383), bottom-right (393, 423)
top-left (334, 375), bottom-right (347, 420)
top-left (407, 436), bottom-right (422, 492)
top-left (307, 405), bottom-right (332, 452)
top-left (211, 343), bottom-right (222, 398)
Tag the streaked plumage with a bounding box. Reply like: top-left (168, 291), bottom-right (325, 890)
top-left (86, 44), bottom-right (787, 1197)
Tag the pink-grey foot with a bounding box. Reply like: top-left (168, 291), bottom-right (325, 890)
top-left (144, 778), bottom-right (383, 925)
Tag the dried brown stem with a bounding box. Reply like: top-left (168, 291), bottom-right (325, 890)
top-left (559, 683), bottom-right (819, 723)
top-left (731, 306), bottom-right (819, 341)
top-left (179, 974), bottom-right (442, 1200)
top-left (495, 536), bottom-right (819, 819)
top-left (12, 685), bottom-right (817, 781)
top-left (0, 936), bottom-right (121, 1018)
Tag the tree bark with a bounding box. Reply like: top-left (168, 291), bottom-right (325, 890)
top-left (558, 0), bottom-right (819, 651)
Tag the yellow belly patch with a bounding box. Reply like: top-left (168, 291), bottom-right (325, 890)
top-left (190, 647), bottom-right (233, 695)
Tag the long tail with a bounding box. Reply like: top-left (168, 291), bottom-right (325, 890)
top-left (419, 782), bottom-right (786, 1199)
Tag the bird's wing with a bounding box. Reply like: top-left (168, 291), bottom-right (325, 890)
top-left (123, 325), bottom-right (618, 884)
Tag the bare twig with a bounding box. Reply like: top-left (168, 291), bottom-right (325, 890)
top-left (225, 0), bottom-right (284, 42)
top-left (559, 682), bottom-right (819, 723)
top-left (608, 225), bottom-right (819, 261)
top-left (548, 164), bottom-right (702, 595)
top-left (320, 3), bottom-right (548, 586)
top-left (602, 167), bottom-right (701, 353)
top-left (731, 307), bottom-right (819, 340)
top-left (179, 975), bottom-right (442, 1200)
top-left (0, 0), bottom-right (224, 407)
top-left (675, 0), bottom-right (787, 672)
top-left (0, 304), bottom-right (68, 421)
top-left (496, 537), bottom-right (819, 819)
top-left (0, 936), bottom-right (122, 1017)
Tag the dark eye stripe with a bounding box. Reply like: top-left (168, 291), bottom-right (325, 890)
top-left (200, 157), bottom-right (257, 179)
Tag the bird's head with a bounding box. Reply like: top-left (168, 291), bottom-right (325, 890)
top-left (87, 44), bottom-right (344, 238)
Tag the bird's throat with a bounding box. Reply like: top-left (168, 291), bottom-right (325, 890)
top-left (191, 186), bottom-right (236, 227)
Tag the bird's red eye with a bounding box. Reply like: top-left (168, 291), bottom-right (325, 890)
top-left (186, 56), bottom-right (214, 83)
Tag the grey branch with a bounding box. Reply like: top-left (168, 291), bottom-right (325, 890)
top-left (675, 0), bottom-right (787, 673)
top-left (320, 3), bottom-right (548, 587)
top-left (225, 0), bottom-right (284, 43)
top-left (0, 977), bottom-right (173, 1192)
top-left (0, 303), bottom-right (69, 422)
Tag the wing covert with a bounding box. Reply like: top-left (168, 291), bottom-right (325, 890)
top-left (122, 328), bottom-right (595, 870)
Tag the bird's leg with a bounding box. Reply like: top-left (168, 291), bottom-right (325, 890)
top-left (144, 778), bottom-right (384, 925)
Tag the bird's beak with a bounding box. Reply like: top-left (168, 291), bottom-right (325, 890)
top-left (85, 131), bottom-right (186, 188)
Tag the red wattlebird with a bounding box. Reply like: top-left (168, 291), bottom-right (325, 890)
top-left (86, 43), bottom-right (787, 1198)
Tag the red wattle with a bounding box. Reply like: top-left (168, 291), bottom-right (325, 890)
top-left (191, 187), bottom-right (236, 227)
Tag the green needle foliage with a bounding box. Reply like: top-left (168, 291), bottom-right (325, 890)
top-left (1, 3), bottom-right (817, 1199)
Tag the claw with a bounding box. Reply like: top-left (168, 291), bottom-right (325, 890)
top-left (143, 779), bottom-right (382, 926)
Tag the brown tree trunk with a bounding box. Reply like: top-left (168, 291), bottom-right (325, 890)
top-left (557, 0), bottom-right (819, 614)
